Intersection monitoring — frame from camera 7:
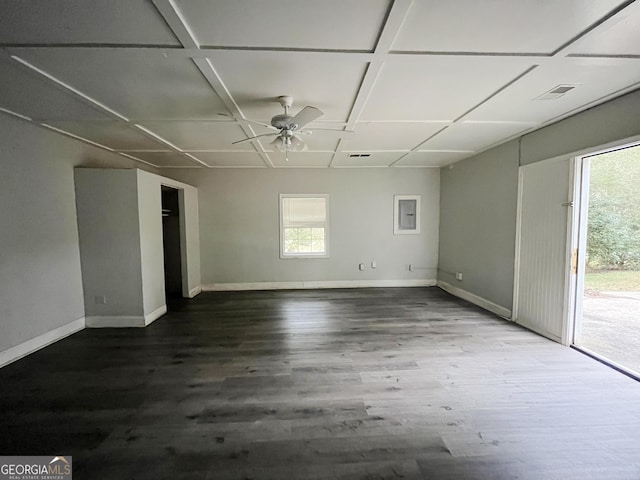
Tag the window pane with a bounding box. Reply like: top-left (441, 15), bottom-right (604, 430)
top-left (280, 194), bottom-right (328, 257)
top-left (311, 228), bottom-right (325, 252)
top-left (284, 227), bottom-right (325, 254)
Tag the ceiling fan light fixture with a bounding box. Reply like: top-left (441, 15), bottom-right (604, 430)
top-left (271, 134), bottom-right (307, 152)
top-left (271, 136), bottom-right (286, 152)
top-left (290, 135), bottom-right (307, 152)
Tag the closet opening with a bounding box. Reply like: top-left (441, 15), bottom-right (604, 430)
top-left (161, 186), bottom-right (183, 302)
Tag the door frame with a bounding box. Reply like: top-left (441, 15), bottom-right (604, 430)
top-left (569, 138), bottom-right (640, 346)
top-left (513, 135), bottom-right (640, 348)
top-left (562, 157), bottom-right (583, 346)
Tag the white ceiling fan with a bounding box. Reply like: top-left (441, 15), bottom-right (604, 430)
top-left (230, 96), bottom-right (352, 160)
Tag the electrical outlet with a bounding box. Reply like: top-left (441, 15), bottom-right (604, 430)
top-left (455, 272), bottom-right (463, 281)
top-left (371, 260), bottom-right (376, 269)
top-left (94, 295), bottom-right (107, 304)
top-left (359, 263), bottom-right (365, 271)
top-left (408, 264), bottom-right (413, 272)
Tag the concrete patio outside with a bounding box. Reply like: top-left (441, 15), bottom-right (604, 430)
top-left (579, 291), bottom-right (640, 375)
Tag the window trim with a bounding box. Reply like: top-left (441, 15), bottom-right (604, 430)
top-left (279, 193), bottom-right (330, 259)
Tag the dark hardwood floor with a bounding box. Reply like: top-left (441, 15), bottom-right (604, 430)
top-left (1, 287), bottom-right (640, 479)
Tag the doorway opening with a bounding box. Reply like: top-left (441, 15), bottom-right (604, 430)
top-left (161, 186), bottom-right (183, 302)
top-left (573, 144), bottom-right (640, 377)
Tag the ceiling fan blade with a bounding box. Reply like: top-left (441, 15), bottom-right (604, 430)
top-left (300, 128), bottom-right (355, 136)
top-left (290, 106), bottom-right (323, 129)
top-left (218, 112), bottom-right (278, 131)
top-left (231, 132), bottom-right (279, 144)
top-left (242, 118), bottom-right (279, 131)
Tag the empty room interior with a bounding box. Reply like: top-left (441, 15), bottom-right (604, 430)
top-left (2, 1), bottom-right (640, 479)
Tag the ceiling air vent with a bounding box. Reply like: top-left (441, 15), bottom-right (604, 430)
top-left (348, 153), bottom-right (371, 158)
top-left (535, 84), bottom-right (579, 101)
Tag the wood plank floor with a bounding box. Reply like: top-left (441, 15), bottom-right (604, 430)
top-left (1, 287), bottom-right (640, 479)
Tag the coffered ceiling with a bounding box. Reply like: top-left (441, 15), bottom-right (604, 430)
top-left (1, 0), bottom-right (639, 169)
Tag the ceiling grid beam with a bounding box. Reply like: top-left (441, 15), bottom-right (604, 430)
top-left (151, 0), bottom-right (199, 49)
top-left (4, 53), bottom-right (204, 168)
top-left (550, 0), bottom-right (638, 58)
top-left (4, 44), bottom-right (209, 167)
top-left (330, 0), bottom-right (414, 167)
top-left (2, 0), bottom-right (639, 169)
top-left (151, 0), bottom-right (274, 168)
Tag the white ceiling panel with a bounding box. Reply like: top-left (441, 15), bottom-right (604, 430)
top-left (1, 1), bottom-right (639, 170)
top-left (177, 0), bottom-right (390, 51)
top-left (466, 60), bottom-right (640, 123)
top-left (46, 121), bottom-right (165, 150)
top-left (360, 56), bottom-right (533, 121)
top-left (568, 10), bottom-right (640, 56)
top-left (0, 1), bottom-right (179, 46)
top-left (342, 122), bottom-right (449, 151)
top-left (271, 153), bottom-right (333, 168)
top-left (0, 57), bottom-right (111, 121)
top-left (137, 121), bottom-right (254, 150)
top-left (395, 151), bottom-right (474, 167)
top-left (208, 51), bottom-right (367, 123)
top-left (14, 49), bottom-right (229, 120)
top-left (420, 122), bottom-right (535, 151)
top-left (129, 152), bottom-right (203, 168)
top-left (189, 152), bottom-right (267, 168)
top-left (332, 152), bottom-right (403, 167)
top-left (392, 0), bottom-right (624, 54)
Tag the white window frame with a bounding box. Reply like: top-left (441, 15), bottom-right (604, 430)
top-left (279, 194), bottom-right (330, 259)
top-left (394, 194), bottom-right (421, 235)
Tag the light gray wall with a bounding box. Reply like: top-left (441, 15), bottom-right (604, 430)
top-left (137, 170), bottom-right (166, 316)
top-left (521, 89), bottom-right (640, 166)
top-left (439, 141), bottom-right (520, 309)
top-left (74, 169), bottom-right (200, 321)
top-left (438, 88), bottom-right (640, 312)
top-left (75, 169), bottom-right (144, 317)
top-left (0, 114), bottom-right (156, 354)
top-left (164, 168), bottom-right (440, 286)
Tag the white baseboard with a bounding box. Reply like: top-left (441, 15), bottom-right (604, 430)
top-left (86, 305), bottom-right (167, 328)
top-left (144, 305), bottom-right (167, 326)
top-left (437, 280), bottom-right (512, 319)
top-left (187, 285), bottom-right (202, 298)
top-left (0, 317), bottom-right (85, 368)
top-left (203, 279), bottom-right (437, 291)
top-left (514, 317), bottom-right (562, 343)
top-left (86, 316), bottom-right (146, 328)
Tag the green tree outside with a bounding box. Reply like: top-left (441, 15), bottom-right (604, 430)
top-left (587, 147), bottom-right (640, 270)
